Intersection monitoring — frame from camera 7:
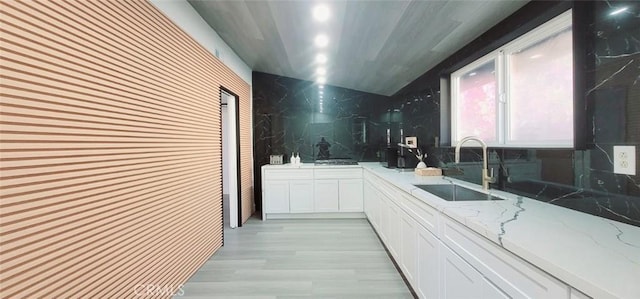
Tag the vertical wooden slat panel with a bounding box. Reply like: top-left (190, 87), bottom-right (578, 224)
top-left (0, 0), bottom-right (253, 297)
top-left (239, 91), bottom-right (254, 223)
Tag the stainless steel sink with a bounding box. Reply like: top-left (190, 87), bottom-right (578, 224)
top-left (414, 184), bottom-right (503, 201)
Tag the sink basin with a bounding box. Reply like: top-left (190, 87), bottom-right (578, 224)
top-left (414, 184), bottom-right (503, 201)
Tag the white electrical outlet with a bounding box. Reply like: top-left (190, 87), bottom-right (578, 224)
top-left (613, 146), bottom-right (636, 175)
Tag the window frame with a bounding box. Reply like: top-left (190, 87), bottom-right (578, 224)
top-left (451, 10), bottom-right (573, 148)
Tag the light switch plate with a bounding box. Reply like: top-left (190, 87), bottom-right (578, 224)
top-left (613, 146), bottom-right (636, 175)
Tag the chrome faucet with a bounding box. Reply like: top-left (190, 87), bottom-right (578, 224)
top-left (455, 136), bottom-right (495, 190)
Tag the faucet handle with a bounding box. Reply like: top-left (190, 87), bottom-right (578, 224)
top-left (487, 167), bottom-right (497, 183)
top-left (492, 168), bottom-right (497, 183)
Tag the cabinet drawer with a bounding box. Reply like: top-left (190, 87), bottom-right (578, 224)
top-left (314, 168), bottom-right (362, 179)
top-left (264, 169), bottom-right (313, 180)
top-left (441, 216), bottom-right (568, 298)
top-left (398, 191), bottom-right (439, 235)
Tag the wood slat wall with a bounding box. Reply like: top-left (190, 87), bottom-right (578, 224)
top-left (239, 89), bottom-right (253, 224)
top-left (0, 0), bottom-right (252, 297)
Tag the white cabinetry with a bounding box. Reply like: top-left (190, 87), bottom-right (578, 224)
top-left (262, 166), bottom-right (364, 219)
top-left (314, 168), bottom-right (363, 212)
top-left (289, 180), bottom-right (314, 212)
top-left (441, 216), bottom-right (568, 298)
top-left (440, 243), bottom-right (508, 299)
top-left (314, 179), bottom-right (339, 212)
top-left (378, 192), bottom-right (390, 243)
top-left (363, 180), bottom-right (374, 219)
top-left (416, 223), bottom-right (439, 299)
top-left (400, 211), bottom-right (418, 287)
top-left (386, 197), bottom-right (402, 259)
top-left (264, 169), bottom-right (313, 214)
top-left (264, 180), bottom-right (289, 213)
top-left (362, 169), bottom-right (571, 299)
top-left (339, 179), bottom-right (364, 211)
top-left (363, 179), bottom-right (380, 230)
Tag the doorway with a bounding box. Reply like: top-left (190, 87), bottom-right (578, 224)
top-left (221, 89), bottom-right (242, 229)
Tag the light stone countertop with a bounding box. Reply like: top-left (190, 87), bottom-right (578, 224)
top-left (262, 163), bottom-right (362, 170)
top-left (358, 162), bottom-right (640, 299)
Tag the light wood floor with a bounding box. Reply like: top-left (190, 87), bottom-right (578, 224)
top-left (176, 217), bottom-right (414, 299)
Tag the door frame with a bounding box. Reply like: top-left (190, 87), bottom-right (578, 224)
top-left (221, 87), bottom-right (243, 228)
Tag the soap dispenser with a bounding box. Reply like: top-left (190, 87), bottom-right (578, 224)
top-left (290, 152), bottom-right (295, 165)
top-left (295, 153), bottom-right (301, 165)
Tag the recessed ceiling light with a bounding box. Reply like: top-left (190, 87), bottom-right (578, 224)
top-left (319, 85), bottom-right (324, 89)
top-left (316, 67), bottom-right (326, 75)
top-left (610, 7), bottom-right (628, 16)
top-left (319, 90), bottom-right (324, 94)
top-left (316, 53), bottom-right (327, 64)
top-left (530, 54), bottom-right (542, 59)
top-left (469, 72), bottom-right (477, 77)
top-left (313, 4), bottom-right (330, 22)
top-left (317, 77), bottom-right (326, 84)
top-left (314, 34), bottom-right (329, 47)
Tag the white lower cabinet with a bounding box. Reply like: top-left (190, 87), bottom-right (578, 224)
top-left (363, 169), bottom-right (572, 299)
top-left (400, 211), bottom-right (418, 287)
top-left (339, 179), bottom-right (364, 211)
top-left (289, 180), bottom-right (314, 212)
top-left (378, 193), bottom-right (389, 243)
top-left (440, 244), bottom-right (508, 299)
top-left (264, 180), bottom-right (289, 213)
top-left (387, 199), bottom-right (402, 260)
top-left (363, 180), bottom-right (379, 229)
top-left (314, 179), bottom-right (339, 212)
top-left (416, 224), bottom-right (439, 299)
top-left (262, 166), bottom-right (364, 218)
top-left (441, 216), bottom-right (568, 298)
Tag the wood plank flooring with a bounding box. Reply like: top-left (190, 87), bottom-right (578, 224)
top-left (176, 218), bottom-right (414, 298)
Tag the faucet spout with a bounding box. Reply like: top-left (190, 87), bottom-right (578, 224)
top-left (454, 136), bottom-right (494, 190)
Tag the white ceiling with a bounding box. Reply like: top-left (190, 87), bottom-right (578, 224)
top-left (188, 0), bottom-right (529, 96)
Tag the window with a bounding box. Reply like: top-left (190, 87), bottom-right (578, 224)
top-left (451, 10), bottom-right (573, 148)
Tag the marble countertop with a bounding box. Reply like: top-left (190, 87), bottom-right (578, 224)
top-left (358, 162), bottom-right (640, 299)
top-left (262, 163), bottom-right (363, 170)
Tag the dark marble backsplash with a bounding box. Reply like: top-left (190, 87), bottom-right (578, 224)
top-left (252, 72), bottom-right (391, 164)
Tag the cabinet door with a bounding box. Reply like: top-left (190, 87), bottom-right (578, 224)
top-left (400, 211), bottom-right (417, 287)
top-left (364, 180), bottom-right (380, 230)
top-left (417, 224), bottom-right (439, 299)
top-left (289, 180), bottom-right (314, 213)
top-left (378, 193), bottom-right (389, 242)
top-left (339, 178), bottom-right (363, 212)
top-left (386, 199), bottom-right (401, 259)
top-left (363, 180), bottom-right (374, 218)
top-left (314, 179), bottom-right (339, 212)
top-left (440, 244), bottom-right (508, 299)
top-left (264, 180), bottom-right (289, 213)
